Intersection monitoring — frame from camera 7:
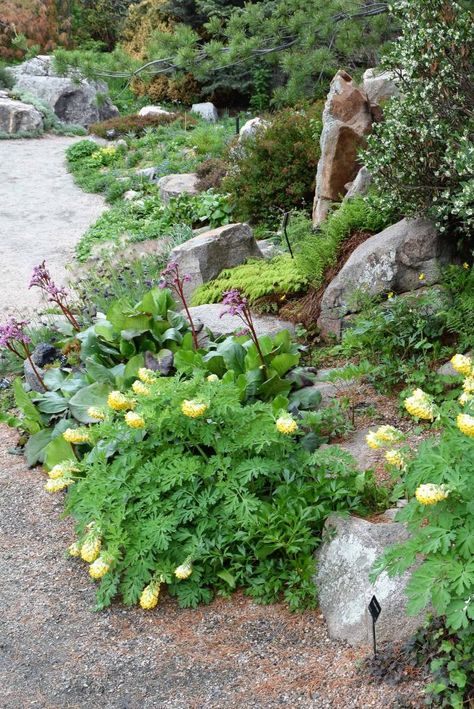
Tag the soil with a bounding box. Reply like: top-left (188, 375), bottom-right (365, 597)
top-left (0, 135), bottom-right (105, 318)
top-left (0, 424), bottom-right (427, 709)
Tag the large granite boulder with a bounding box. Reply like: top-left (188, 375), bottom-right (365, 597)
top-left (169, 223), bottom-right (262, 300)
top-left (158, 173), bottom-right (199, 203)
top-left (0, 95), bottom-right (43, 134)
top-left (318, 218), bottom-right (450, 339)
top-left (7, 55), bottom-right (119, 127)
top-left (312, 70), bottom-right (372, 225)
top-left (184, 303), bottom-right (295, 341)
top-left (191, 102), bottom-right (218, 122)
top-left (362, 68), bottom-right (400, 107)
top-left (316, 513), bottom-right (427, 646)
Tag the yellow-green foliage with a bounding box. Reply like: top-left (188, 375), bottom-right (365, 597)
top-left (121, 0), bottom-right (171, 59)
top-left (191, 255), bottom-right (308, 306)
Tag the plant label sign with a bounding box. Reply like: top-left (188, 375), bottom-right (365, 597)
top-left (368, 595), bottom-right (381, 655)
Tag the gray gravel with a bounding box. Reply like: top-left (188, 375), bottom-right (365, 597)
top-left (0, 425), bottom-right (427, 709)
top-left (0, 135), bottom-right (105, 318)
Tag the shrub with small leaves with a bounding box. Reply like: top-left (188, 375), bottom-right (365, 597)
top-left (362, 0), bottom-right (474, 239)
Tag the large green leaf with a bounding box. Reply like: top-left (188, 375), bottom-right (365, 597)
top-left (270, 352), bottom-right (300, 376)
top-left (259, 374), bottom-right (291, 400)
top-left (34, 391), bottom-right (69, 415)
top-left (44, 436), bottom-right (76, 470)
top-left (25, 429), bottom-right (52, 466)
top-left (137, 288), bottom-right (174, 317)
top-left (12, 378), bottom-right (43, 432)
top-left (43, 368), bottom-right (65, 391)
top-left (68, 382), bottom-right (112, 423)
top-left (289, 387), bottom-right (322, 411)
top-left (216, 338), bottom-right (246, 373)
top-left (123, 353), bottom-right (145, 383)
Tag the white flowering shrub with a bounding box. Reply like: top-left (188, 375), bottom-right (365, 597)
top-left (362, 0), bottom-right (474, 238)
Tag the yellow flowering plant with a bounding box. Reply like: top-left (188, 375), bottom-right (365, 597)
top-left (373, 366), bottom-right (474, 633)
top-left (64, 373), bottom-right (380, 611)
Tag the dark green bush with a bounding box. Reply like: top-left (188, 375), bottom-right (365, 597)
top-left (223, 104), bottom-right (322, 225)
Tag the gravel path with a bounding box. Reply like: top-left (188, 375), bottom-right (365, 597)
top-left (0, 425), bottom-right (426, 709)
top-left (0, 136), bottom-right (105, 318)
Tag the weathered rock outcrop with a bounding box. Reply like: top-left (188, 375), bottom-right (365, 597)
top-left (158, 173), bottom-right (199, 203)
top-left (191, 102), bottom-right (218, 122)
top-left (316, 513), bottom-right (427, 646)
top-left (169, 223), bottom-right (262, 300)
top-left (312, 71), bottom-right (372, 225)
top-left (318, 218), bottom-right (450, 339)
top-left (362, 68), bottom-right (399, 107)
top-left (7, 56), bottom-right (118, 127)
top-left (344, 166), bottom-right (372, 200)
top-left (0, 94), bottom-right (43, 134)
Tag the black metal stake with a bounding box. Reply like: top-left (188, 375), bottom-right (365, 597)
top-left (368, 595), bottom-right (381, 657)
top-left (282, 211), bottom-right (294, 259)
top-left (235, 114), bottom-right (240, 135)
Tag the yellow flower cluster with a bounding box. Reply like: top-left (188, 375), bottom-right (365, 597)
top-left (68, 541), bottom-right (81, 557)
top-left (459, 392), bottom-right (474, 406)
top-left (457, 413), bottom-right (474, 438)
top-left (174, 561), bottom-right (193, 580)
top-left (138, 368), bottom-right (156, 385)
top-left (206, 374), bottom-right (219, 382)
top-left (463, 376), bottom-right (474, 394)
top-left (415, 483), bottom-right (449, 505)
top-left (80, 536), bottom-right (101, 563)
top-left (125, 411), bottom-right (145, 429)
top-left (451, 353), bottom-right (472, 377)
top-left (89, 554), bottom-right (112, 580)
top-left (404, 389), bottom-right (436, 421)
top-left (181, 400), bottom-right (208, 418)
top-left (48, 462), bottom-right (78, 480)
top-left (63, 428), bottom-right (90, 444)
top-left (139, 582), bottom-right (160, 609)
top-left (132, 380), bottom-right (150, 396)
top-left (107, 391), bottom-right (134, 411)
top-left (45, 477), bottom-right (75, 493)
top-left (385, 449), bottom-right (406, 469)
top-left (366, 425), bottom-right (403, 449)
top-left (87, 407), bottom-right (106, 421)
top-left (276, 415), bottom-right (298, 435)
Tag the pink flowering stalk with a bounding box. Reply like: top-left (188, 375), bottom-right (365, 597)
top-left (159, 262), bottom-right (199, 349)
top-left (0, 318), bottom-right (45, 388)
top-left (29, 261), bottom-right (80, 331)
top-left (220, 290), bottom-right (266, 372)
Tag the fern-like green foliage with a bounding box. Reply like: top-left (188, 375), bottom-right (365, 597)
top-left (191, 255), bottom-right (308, 305)
top-left (442, 264), bottom-right (474, 351)
top-left (65, 374), bottom-right (377, 611)
top-left (295, 197), bottom-right (395, 287)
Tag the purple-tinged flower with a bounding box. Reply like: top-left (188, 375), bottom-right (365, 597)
top-left (28, 261), bottom-right (79, 331)
top-left (0, 318), bottom-right (30, 348)
top-left (159, 262), bottom-right (198, 349)
top-left (220, 289), bottom-right (247, 318)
